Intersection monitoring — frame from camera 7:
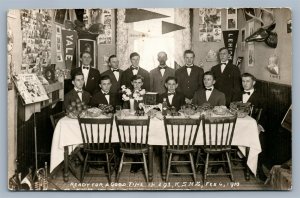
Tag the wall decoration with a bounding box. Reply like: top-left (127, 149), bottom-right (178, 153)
top-left (12, 73), bottom-right (49, 104)
top-left (62, 29), bottom-right (78, 70)
top-left (21, 9), bottom-right (52, 73)
top-left (222, 30), bottom-right (239, 61)
top-left (7, 24), bottom-right (15, 90)
top-left (56, 52), bottom-right (63, 62)
top-left (205, 49), bottom-right (218, 62)
top-left (267, 54), bottom-right (280, 75)
top-left (236, 57), bottom-right (244, 68)
top-left (226, 8), bottom-right (237, 29)
top-left (56, 25), bottom-right (62, 35)
top-left (243, 8), bottom-right (255, 21)
top-left (77, 39), bottom-right (96, 67)
top-left (241, 28), bottom-right (246, 51)
top-left (287, 19), bottom-right (292, 33)
top-left (54, 9), bottom-right (66, 25)
top-left (248, 43), bottom-right (254, 67)
top-left (199, 8), bottom-right (221, 42)
top-left (56, 35), bottom-right (62, 52)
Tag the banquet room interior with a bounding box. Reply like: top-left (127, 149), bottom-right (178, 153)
top-left (7, 8), bottom-right (292, 191)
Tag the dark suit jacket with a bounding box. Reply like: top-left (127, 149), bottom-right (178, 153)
top-left (150, 66), bottom-right (175, 94)
top-left (192, 88), bottom-right (226, 107)
top-left (101, 68), bottom-right (123, 94)
top-left (119, 66), bottom-right (150, 91)
top-left (71, 67), bottom-right (101, 95)
top-left (90, 91), bottom-right (119, 108)
top-left (175, 65), bottom-right (204, 99)
top-left (158, 91), bottom-right (185, 111)
top-left (63, 89), bottom-right (91, 110)
top-left (211, 62), bottom-right (242, 106)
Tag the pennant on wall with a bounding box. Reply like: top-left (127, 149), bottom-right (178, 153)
top-left (162, 21), bottom-right (185, 34)
top-left (125, 9), bottom-right (169, 23)
top-left (62, 29), bottom-right (78, 70)
top-left (222, 30), bottom-right (239, 61)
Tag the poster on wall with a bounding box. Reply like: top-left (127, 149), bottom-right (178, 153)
top-left (267, 54), bottom-right (280, 77)
top-left (199, 8), bottom-right (222, 42)
top-left (226, 8), bottom-right (237, 29)
top-left (248, 43), bottom-right (254, 67)
top-left (12, 73), bottom-right (49, 104)
top-left (21, 9), bottom-right (52, 73)
top-left (78, 39), bottom-right (96, 67)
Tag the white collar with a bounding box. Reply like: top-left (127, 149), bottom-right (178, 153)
top-left (74, 87), bottom-right (83, 92)
top-left (221, 61), bottom-right (228, 65)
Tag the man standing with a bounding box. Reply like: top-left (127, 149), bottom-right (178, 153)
top-left (120, 52), bottom-right (150, 91)
top-left (71, 51), bottom-right (101, 95)
top-left (211, 47), bottom-right (242, 106)
top-left (101, 55), bottom-right (123, 94)
top-left (175, 50), bottom-right (204, 103)
top-left (150, 52), bottom-right (175, 94)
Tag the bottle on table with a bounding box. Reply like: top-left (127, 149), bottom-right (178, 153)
top-left (162, 98), bottom-right (168, 116)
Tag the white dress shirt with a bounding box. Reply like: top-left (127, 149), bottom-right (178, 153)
top-left (167, 92), bottom-right (175, 105)
top-left (205, 86), bottom-right (214, 101)
top-left (159, 67), bottom-right (166, 76)
top-left (74, 87), bottom-right (83, 101)
top-left (102, 90), bottom-right (110, 104)
top-left (81, 65), bottom-right (90, 86)
top-left (186, 65), bottom-right (193, 76)
top-left (132, 66), bottom-right (139, 75)
top-left (220, 61), bottom-right (228, 73)
top-left (242, 88), bottom-right (254, 103)
top-left (111, 68), bottom-right (120, 81)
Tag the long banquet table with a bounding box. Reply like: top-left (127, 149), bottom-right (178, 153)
top-left (50, 114), bottom-right (261, 182)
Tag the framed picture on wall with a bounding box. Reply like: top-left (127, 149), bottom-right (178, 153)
top-left (248, 43), bottom-right (254, 67)
top-left (77, 39), bottom-right (97, 68)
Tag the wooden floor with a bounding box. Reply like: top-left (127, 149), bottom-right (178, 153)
top-left (48, 149), bottom-right (272, 191)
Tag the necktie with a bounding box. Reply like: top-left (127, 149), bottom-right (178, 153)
top-left (83, 66), bottom-right (89, 70)
top-left (112, 69), bottom-right (119, 72)
top-left (243, 91), bottom-right (250, 95)
top-left (168, 92), bottom-right (175, 96)
top-left (205, 88), bottom-right (212, 91)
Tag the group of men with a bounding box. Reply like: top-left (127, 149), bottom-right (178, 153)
top-left (64, 47), bottom-right (263, 113)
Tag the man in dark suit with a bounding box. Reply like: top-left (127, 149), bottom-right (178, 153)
top-left (119, 52), bottom-right (150, 91)
top-left (211, 47), bottom-right (242, 106)
top-left (158, 76), bottom-right (185, 111)
top-left (101, 55), bottom-right (123, 94)
top-left (192, 71), bottom-right (226, 106)
top-left (90, 75), bottom-right (119, 109)
top-left (64, 71), bottom-right (91, 110)
top-left (150, 51), bottom-right (175, 94)
top-left (175, 50), bottom-right (204, 103)
top-left (71, 51), bottom-right (101, 95)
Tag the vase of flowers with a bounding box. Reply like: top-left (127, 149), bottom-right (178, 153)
top-left (121, 85), bottom-right (146, 113)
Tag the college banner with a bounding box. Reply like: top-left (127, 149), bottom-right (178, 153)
top-left (62, 29), bottom-right (78, 70)
top-left (222, 30), bottom-right (239, 61)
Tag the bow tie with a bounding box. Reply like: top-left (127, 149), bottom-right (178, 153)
top-left (159, 67), bottom-right (166, 70)
top-left (103, 92), bottom-right (109, 95)
top-left (112, 69), bottom-right (119, 72)
top-left (186, 65), bottom-right (193, 68)
top-left (76, 90), bottom-right (83, 93)
top-left (221, 62), bottom-right (227, 65)
top-left (82, 66), bottom-right (90, 70)
top-left (131, 67), bottom-right (138, 70)
top-left (205, 88), bottom-right (212, 91)
top-left (168, 92), bottom-right (175, 96)
top-left (243, 91), bottom-right (250, 95)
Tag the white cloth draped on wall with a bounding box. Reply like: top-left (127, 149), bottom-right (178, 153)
top-left (117, 8), bottom-right (191, 71)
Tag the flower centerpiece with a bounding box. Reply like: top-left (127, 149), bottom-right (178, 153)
top-left (121, 85), bottom-right (146, 112)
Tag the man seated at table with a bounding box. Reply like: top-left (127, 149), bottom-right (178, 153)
top-left (192, 71), bottom-right (226, 106)
top-left (90, 75), bottom-right (119, 110)
top-left (63, 71), bottom-right (91, 111)
top-left (158, 76), bottom-right (185, 111)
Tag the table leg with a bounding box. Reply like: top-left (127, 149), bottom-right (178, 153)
top-left (63, 146), bottom-right (69, 182)
top-left (162, 146), bottom-right (166, 181)
top-left (245, 147), bottom-right (250, 181)
top-left (148, 146), bottom-right (153, 182)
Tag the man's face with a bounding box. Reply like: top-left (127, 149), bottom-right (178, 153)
top-left (242, 76), bottom-right (255, 91)
top-left (165, 79), bottom-right (178, 93)
top-left (130, 55), bottom-right (140, 67)
top-left (109, 57), bottom-right (119, 69)
top-left (81, 53), bottom-right (92, 66)
top-left (203, 75), bottom-right (215, 88)
top-left (131, 79), bottom-right (143, 90)
top-left (219, 49), bottom-right (229, 62)
top-left (157, 52), bottom-right (167, 65)
top-left (184, 53), bottom-right (194, 65)
top-left (100, 79), bottom-right (112, 93)
top-left (72, 75), bottom-right (84, 90)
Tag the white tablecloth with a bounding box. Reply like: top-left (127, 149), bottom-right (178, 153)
top-left (50, 115), bottom-right (261, 175)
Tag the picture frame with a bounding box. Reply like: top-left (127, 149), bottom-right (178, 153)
top-left (77, 39), bottom-right (97, 67)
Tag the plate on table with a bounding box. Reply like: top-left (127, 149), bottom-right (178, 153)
top-left (87, 107), bottom-right (102, 117)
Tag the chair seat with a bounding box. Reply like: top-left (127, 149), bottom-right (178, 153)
top-left (203, 146), bottom-right (232, 153)
top-left (167, 147), bottom-right (197, 154)
top-left (120, 147), bottom-right (148, 154)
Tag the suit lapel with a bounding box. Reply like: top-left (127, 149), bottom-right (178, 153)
top-left (208, 89), bottom-right (216, 103)
top-left (72, 90), bottom-right (81, 101)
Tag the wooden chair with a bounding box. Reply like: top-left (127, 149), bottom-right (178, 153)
top-left (50, 111), bottom-right (66, 129)
top-left (115, 116), bottom-right (150, 182)
top-left (200, 115), bottom-right (237, 182)
top-left (163, 116), bottom-right (201, 182)
top-left (78, 116), bottom-right (115, 183)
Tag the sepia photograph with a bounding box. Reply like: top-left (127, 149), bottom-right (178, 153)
top-left (7, 8), bottom-right (292, 192)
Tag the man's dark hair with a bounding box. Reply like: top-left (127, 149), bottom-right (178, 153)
top-left (100, 75), bottom-right (111, 83)
top-left (130, 52), bottom-right (140, 59)
top-left (241, 72), bottom-right (256, 81)
top-left (218, 47), bottom-right (228, 53)
top-left (203, 71), bottom-right (215, 80)
top-left (183, 50), bottom-right (195, 57)
top-left (72, 71), bottom-right (84, 81)
top-left (165, 76), bottom-right (178, 84)
top-left (131, 74), bottom-right (144, 82)
top-left (108, 55), bottom-right (117, 63)
top-left (80, 51), bottom-right (92, 58)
